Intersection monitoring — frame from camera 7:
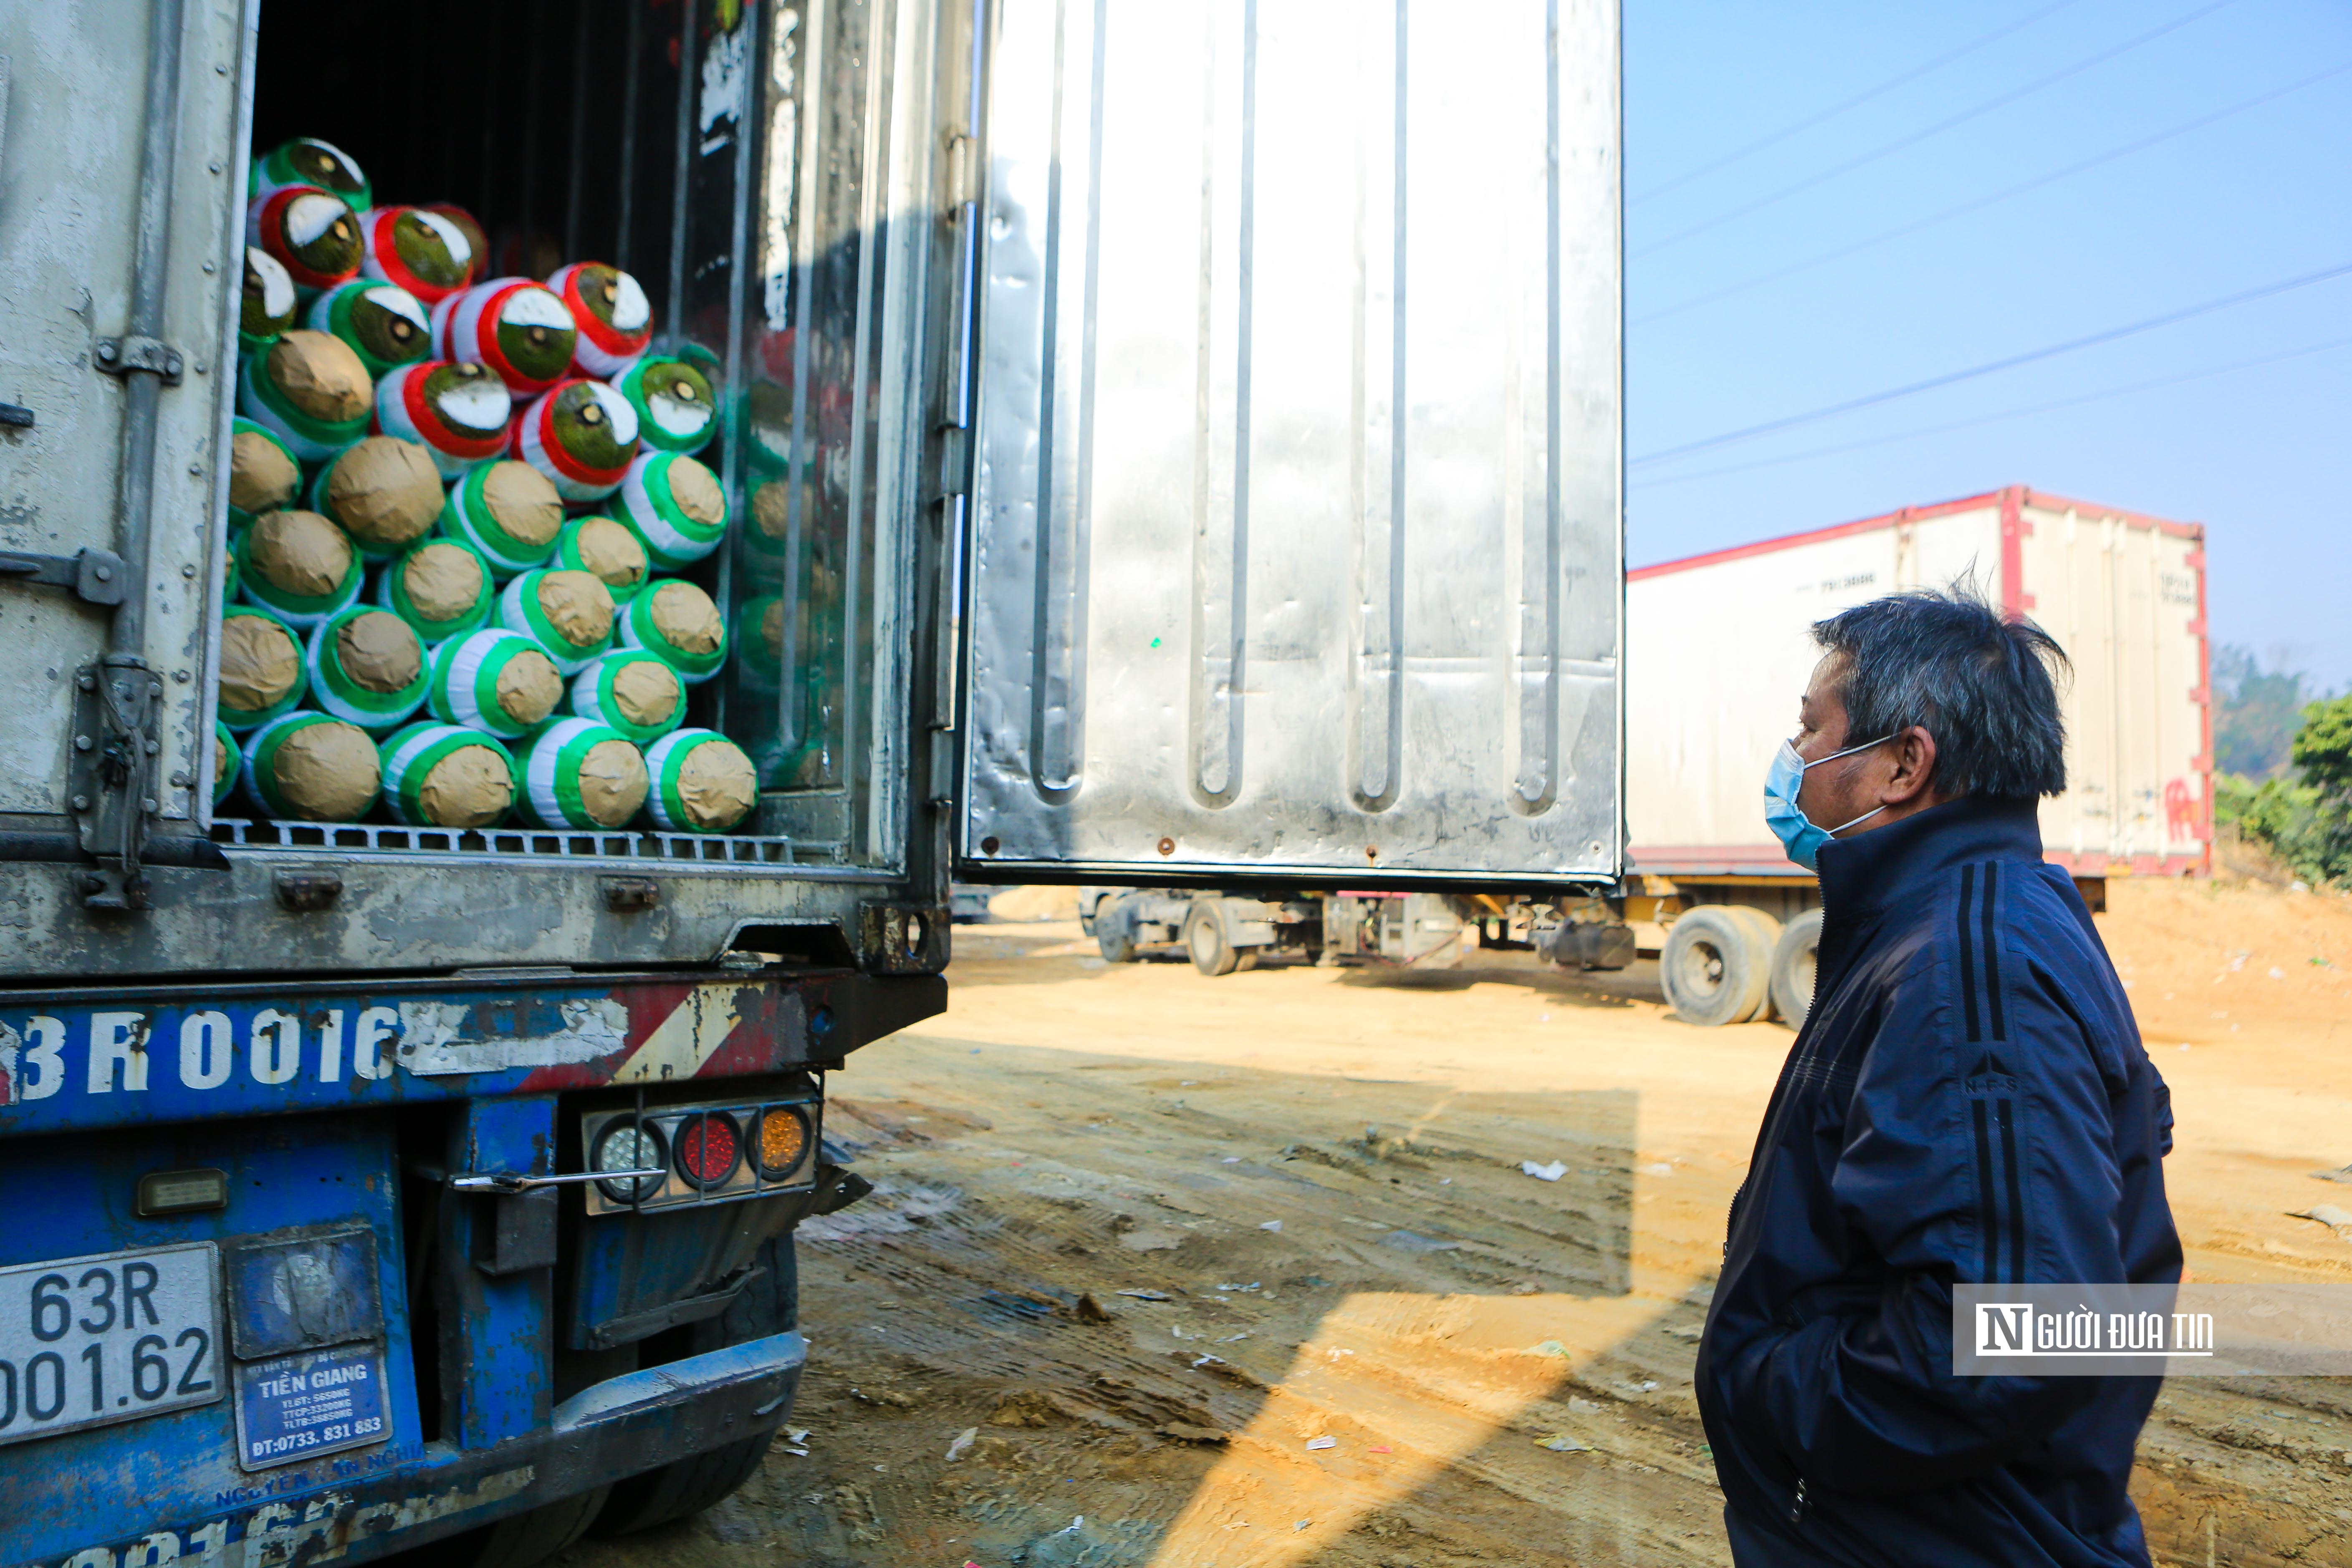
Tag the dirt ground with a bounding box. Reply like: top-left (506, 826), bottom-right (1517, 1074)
top-left (568, 879), bottom-right (2352, 1568)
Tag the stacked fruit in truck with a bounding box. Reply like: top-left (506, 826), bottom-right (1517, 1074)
top-left (220, 136), bottom-right (755, 836)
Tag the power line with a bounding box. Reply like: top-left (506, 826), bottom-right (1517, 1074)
top-left (1636, 58), bottom-right (2352, 327)
top-left (1631, 0), bottom-right (2088, 207)
top-left (1629, 258), bottom-right (2352, 467)
top-left (1630, 336), bottom-right (2352, 492)
top-left (1631, 0), bottom-right (2240, 260)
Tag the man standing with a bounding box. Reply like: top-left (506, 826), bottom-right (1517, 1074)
top-left (1697, 588), bottom-right (2180, 1567)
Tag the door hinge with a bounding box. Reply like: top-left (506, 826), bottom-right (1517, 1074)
top-left (68, 655), bottom-right (164, 910)
top-left (0, 546), bottom-right (129, 606)
top-left (94, 336), bottom-right (185, 386)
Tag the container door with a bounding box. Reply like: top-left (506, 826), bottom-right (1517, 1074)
top-left (960, 0), bottom-right (1624, 885)
top-left (0, 1), bottom-right (249, 849)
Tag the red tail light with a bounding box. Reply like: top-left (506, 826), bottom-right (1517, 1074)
top-left (675, 1111), bottom-right (742, 1189)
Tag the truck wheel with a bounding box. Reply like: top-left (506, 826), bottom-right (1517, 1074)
top-left (1769, 909), bottom-right (1823, 1030)
top-left (1726, 906), bottom-right (1783, 1022)
top-left (1184, 901), bottom-right (1239, 976)
top-left (427, 1486), bottom-right (611, 1568)
top-left (593, 1432), bottom-right (771, 1536)
top-left (1659, 905), bottom-right (1773, 1027)
top-left (1731, 902), bottom-right (1778, 1025)
top-left (1098, 923), bottom-right (1137, 962)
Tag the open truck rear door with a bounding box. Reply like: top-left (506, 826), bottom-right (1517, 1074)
top-left (957, 0), bottom-right (1625, 888)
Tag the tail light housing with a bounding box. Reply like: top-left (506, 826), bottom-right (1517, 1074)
top-left (673, 1111), bottom-right (743, 1190)
top-left (579, 1093), bottom-right (821, 1215)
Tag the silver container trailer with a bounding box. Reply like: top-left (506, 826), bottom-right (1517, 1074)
top-left (966, 0), bottom-right (1631, 979)
top-left (1, 0), bottom-right (1626, 981)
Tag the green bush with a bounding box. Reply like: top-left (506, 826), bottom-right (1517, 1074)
top-left (2220, 694), bottom-right (2352, 887)
top-left (2292, 694), bottom-right (2352, 796)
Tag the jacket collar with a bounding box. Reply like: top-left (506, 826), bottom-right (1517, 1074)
top-left (1813, 793), bottom-right (2044, 918)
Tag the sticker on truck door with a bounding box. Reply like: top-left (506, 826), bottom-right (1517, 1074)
top-left (0, 1241), bottom-right (223, 1447)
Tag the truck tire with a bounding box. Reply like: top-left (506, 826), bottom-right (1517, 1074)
top-left (1097, 919), bottom-right (1137, 963)
top-left (1769, 909), bottom-right (1823, 1030)
top-left (1727, 906), bottom-right (1784, 1022)
top-left (422, 1485), bottom-right (611, 1568)
top-left (1659, 905), bottom-right (1773, 1027)
top-left (1184, 900), bottom-right (1239, 977)
top-left (593, 1432), bottom-right (771, 1536)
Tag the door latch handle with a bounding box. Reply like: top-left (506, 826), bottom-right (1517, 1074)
top-left (448, 1168), bottom-right (663, 1193)
top-left (0, 547), bottom-right (129, 606)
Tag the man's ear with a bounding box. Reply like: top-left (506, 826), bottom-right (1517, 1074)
top-left (1882, 725), bottom-right (1940, 805)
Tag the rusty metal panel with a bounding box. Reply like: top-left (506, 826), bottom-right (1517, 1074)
top-left (961, 0), bottom-right (1623, 884)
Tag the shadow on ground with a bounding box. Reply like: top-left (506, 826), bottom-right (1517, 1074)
top-left (561, 1039), bottom-right (1731, 1568)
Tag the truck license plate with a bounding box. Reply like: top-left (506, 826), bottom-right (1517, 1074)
top-left (0, 1242), bottom-right (223, 1447)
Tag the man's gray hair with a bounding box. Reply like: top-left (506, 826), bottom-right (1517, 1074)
top-left (1811, 583), bottom-right (2070, 800)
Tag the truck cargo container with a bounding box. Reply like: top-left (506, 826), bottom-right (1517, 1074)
top-left (0, 0), bottom-right (1624, 1559)
top-left (1622, 486), bottom-right (2209, 1026)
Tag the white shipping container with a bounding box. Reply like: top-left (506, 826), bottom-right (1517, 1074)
top-left (1626, 486), bottom-right (2210, 881)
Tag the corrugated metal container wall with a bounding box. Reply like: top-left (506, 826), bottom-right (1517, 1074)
top-left (1624, 486), bottom-right (2208, 879)
top-left (958, 0), bottom-right (1625, 886)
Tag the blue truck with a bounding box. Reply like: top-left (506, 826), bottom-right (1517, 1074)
top-left (0, 0), bottom-right (1627, 1558)
top-left (0, 0), bottom-right (968, 1558)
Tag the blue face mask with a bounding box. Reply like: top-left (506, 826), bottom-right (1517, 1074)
top-left (1763, 735), bottom-right (1896, 871)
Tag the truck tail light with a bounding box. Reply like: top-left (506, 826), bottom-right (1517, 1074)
top-left (752, 1106), bottom-right (810, 1180)
top-left (578, 1095), bottom-right (821, 1214)
top-left (591, 1118), bottom-right (667, 1204)
top-left (674, 1111), bottom-right (742, 1189)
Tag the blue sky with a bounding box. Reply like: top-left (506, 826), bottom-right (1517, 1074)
top-left (1624, 0), bottom-right (2352, 689)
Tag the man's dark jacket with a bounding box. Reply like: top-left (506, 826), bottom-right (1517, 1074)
top-left (1696, 794), bottom-right (2181, 1568)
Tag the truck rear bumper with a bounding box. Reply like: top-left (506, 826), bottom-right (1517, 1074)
top-left (5, 1333), bottom-right (807, 1568)
top-left (553, 1329), bottom-right (805, 1433)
